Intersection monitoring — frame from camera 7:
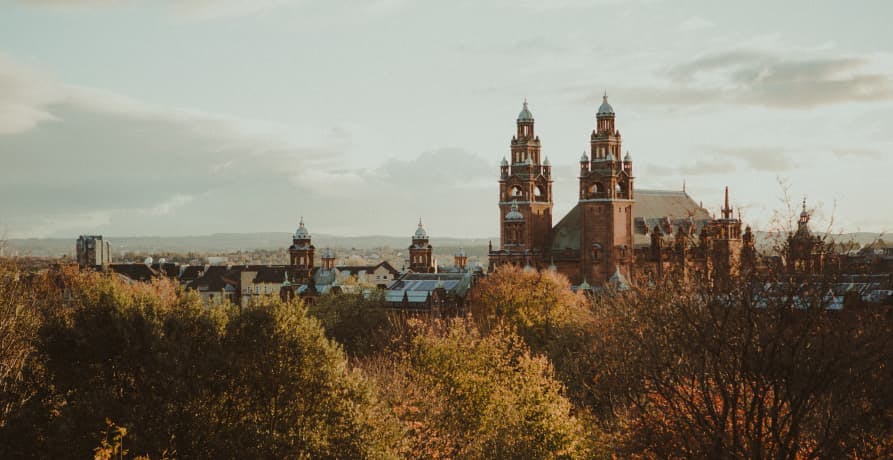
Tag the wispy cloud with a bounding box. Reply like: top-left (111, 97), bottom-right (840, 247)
top-left (677, 15), bottom-right (714, 32)
top-left (599, 50), bottom-right (893, 110)
top-left (643, 145), bottom-right (795, 178)
top-left (831, 147), bottom-right (884, 159)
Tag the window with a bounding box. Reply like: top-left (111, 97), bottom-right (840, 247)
top-left (511, 186), bottom-right (523, 197)
top-left (589, 183), bottom-right (606, 195)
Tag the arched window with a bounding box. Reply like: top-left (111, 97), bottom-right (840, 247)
top-left (534, 185), bottom-right (545, 199)
top-left (591, 243), bottom-right (602, 261)
top-left (589, 183), bottom-right (606, 195)
top-left (511, 186), bottom-right (524, 197)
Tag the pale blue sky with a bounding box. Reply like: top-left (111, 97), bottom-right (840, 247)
top-left (1, 0), bottom-right (892, 238)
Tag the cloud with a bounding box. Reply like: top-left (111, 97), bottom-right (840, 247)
top-left (677, 15), bottom-right (714, 32)
top-left (0, 53), bottom-right (351, 238)
top-left (831, 147), bottom-right (883, 159)
top-left (642, 145), bottom-right (795, 179)
top-left (709, 146), bottom-right (795, 173)
top-left (613, 50), bottom-right (893, 110)
top-left (139, 194), bottom-right (195, 216)
top-left (0, 55), bottom-right (65, 135)
top-left (0, 55), bottom-right (498, 238)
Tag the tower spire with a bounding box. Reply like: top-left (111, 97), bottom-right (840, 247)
top-left (722, 186), bottom-right (733, 219)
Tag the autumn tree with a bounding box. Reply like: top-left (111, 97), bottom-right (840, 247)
top-left (589, 271), bottom-right (893, 459)
top-left (0, 266), bottom-right (401, 459)
top-left (469, 266), bottom-right (602, 409)
top-left (366, 317), bottom-right (594, 459)
top-left (307, 290), bottom-right (393, 357)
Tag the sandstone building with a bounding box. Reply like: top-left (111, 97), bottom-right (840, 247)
top-left (488, 96), bottom-right (755, 288)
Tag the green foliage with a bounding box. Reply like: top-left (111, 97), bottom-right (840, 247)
top-left (470, 266), bottom-right (601, 411)
top-left (0, 262), bottom-right (42, 427)
top-left (0, 266), bottom-right (400, 459)
top-left (307, 291), bottom-right (393, 357)
top-left (368, 317), bottom-right (591, 459)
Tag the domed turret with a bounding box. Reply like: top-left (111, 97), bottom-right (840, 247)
top-left (597, 93), bottom-right (614, 116)
top-left (501, 156), bottom-right (509, 167)
top-left (581, 151), bottom-right (589, 162)
top-left (409, 218), bottom-right (434, 273)
top-left (624, 151), bottom-right (632, 162)
top-left (505, 200), bottom-right (524, 220)
top-left (289, 216), bottom-right (315, 269)
top-left (414, 218), bottom-right (428, 239)
top-left (517, 99), bottom-right (534, 121)
top-left (294, 217), bottom-right (310, 240)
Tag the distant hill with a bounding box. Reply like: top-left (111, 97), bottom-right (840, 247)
top-left (3, 233), bottom-right (497, 258)
top-left (4, 230), bottom-right (885, 258)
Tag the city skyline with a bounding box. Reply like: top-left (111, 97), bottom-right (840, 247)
top-left (2, 0), bottom-right (892, 239)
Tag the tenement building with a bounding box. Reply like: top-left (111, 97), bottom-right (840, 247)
top-left (488, 95), bottom-right (754, 288)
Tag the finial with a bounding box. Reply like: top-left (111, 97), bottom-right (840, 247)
top-left (603, 89), bottom-right (607, 100)
top-left (683, 179), bottom-right (686, 193)
top-left (802, 196), bottom-right (807, 212)
top-left (725, 186), bottom-right (729, 209)
top-left (299, 216), bottom-right (304, 227)
top-left (418, 217), bottom-right (423, 227)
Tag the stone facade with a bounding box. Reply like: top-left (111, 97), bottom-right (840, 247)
top-left (489, 96), bottom-right (752, 288)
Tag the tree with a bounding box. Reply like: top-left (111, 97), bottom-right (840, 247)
top-left (469, 266), bottom-right (601, 409)
top-left (0, 261), bottom-right (42, 428)
top-left (589, 272), bottom-right (893, 459)
top-left (0, 266), bottom-right (401, 458)
top-left (307, 291), bottom-right (393, 357)
top-left (366, 317), bottom-right (592, 459)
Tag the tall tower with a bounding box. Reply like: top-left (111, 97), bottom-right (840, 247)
top-left (409, 219), bottom-right (435, 273)
top-left (454, 247), bottom-right (468, 270)
top-left (577, 94), bottom-right (635, 285)
top-left (709, 187), bottom-right (743, 288)
top-left (498, 99), bottom-right (553, 254)
top-left (289, 217), bottom-right (315, 270)
top-left (320, 247), bottom-right (336, 270)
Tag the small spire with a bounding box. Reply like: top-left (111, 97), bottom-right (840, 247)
top-left (683, 179), bottom-right (686, 193)
top-left (722, 186), bottom-right (733, 219)
top-left (802, 196), bottom-right (807, 213)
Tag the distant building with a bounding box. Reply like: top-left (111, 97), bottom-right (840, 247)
top-left (488, 97), bottom-right (753, 288)
top-left (385, 272), bottom-right (474, 313)
top-left (76, 235), bottom-right (111, 267)
top-left (408, 219), bottom-right (435, 273)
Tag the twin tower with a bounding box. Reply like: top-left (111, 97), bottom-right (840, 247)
top-left (491, 95), bottom-right (635, 285)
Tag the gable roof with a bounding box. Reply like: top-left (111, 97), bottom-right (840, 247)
top-left (109, 264), bottom-right (159, 282)
top-left (253, 266), bottom-right (288, 284)
top-left (549, 189), bottom-right (713, 250)
top-left (337, 261), bottom-right (400, 277)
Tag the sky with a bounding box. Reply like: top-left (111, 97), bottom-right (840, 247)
top-left (1, 0), bottom-right (892, 239)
